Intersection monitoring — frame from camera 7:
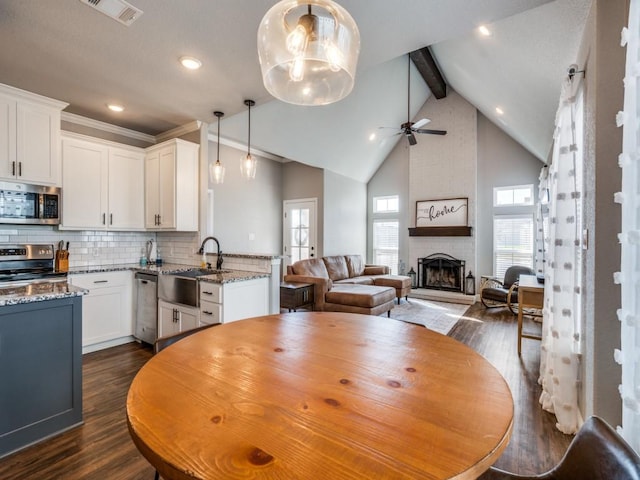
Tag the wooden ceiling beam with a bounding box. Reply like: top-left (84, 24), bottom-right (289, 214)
top-left (410, 47), bottom-right (447, 99)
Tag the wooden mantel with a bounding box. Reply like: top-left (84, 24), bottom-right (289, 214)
top-left (408, 226), bottom-right (472, 237)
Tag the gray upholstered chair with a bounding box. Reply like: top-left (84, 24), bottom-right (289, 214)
top-left (486, 416), bottom-right (640, 479)
top-left (480, 265), bottom-right (535, 314)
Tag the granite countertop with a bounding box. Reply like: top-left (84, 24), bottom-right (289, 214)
top-left (0, 282), bottom-right (88, 306)
top-left (67, 263), bottom-right (270, 284)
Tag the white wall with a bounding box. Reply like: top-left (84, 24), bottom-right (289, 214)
top-left (408, 90), bottom-right (477, 280)
top-left (323, 170), bottom-right (367, 257)
top-left (205, 141), bottom-right (283, 255)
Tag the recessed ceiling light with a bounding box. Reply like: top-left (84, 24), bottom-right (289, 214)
top-left (107, 104), bottom-right (125, 112)
top-left (495, 106), bottom-right (504, 115)
top-left (369, 133), bottom-right (376, 141)
top-left (478, 25), bottom-right (492, 36)
top-left (179, 56), bottom-right (202, 70)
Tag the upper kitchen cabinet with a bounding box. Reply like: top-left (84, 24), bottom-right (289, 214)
top-left (145, 138), bottom-right (199, 231)
top-left (61, 133), bottom-right (144, 230)
top-left (0, 83), bottom-right (67, 186)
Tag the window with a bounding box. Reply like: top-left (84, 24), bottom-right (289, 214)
top-left (493, 214), bottom-right (534, 278)
top-left (373, 220), bottom-right (398, 275)
top-left (494, 185), bottom-right (534, 207)
top-left (373, 195), bottom-right (399, 213)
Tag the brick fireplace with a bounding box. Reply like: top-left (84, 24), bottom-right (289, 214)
top-left (417, 253), bottom-right (466, 293)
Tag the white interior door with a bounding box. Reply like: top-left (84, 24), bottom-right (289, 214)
top-left (283, 198), bottom-right (317, 273)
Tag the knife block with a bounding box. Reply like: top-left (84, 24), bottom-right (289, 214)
top-left (55, 250), bottom-right (69, 272)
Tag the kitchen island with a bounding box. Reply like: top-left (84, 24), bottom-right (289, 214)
top-left (0, 283), bottom-right (87, 459)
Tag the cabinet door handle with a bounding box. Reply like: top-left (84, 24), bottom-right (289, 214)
top-left (18, 162), bottom-right (22, 176)
top-left (157, 214), bottom-right (161, 226)
top-left (110, 213), bottom-right (113, 225)
top-left (202, 310), bottom-right (213, 315)
top-left (202, 290), bottom-right (213, 296)
top-left (11, 161), bottom-right (15, 176)
top-left (93, 280), bottom-right (108, 284)
top-left (102, 213), bottom-right (106, 225)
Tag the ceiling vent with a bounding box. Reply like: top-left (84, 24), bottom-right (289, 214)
top-left (79, 0), bottom-right (143, 26)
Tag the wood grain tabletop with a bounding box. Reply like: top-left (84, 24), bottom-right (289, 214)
top-left (127, 312), bottom-right (513, 479)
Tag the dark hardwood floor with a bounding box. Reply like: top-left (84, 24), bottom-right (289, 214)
top-left (0, 304), bottom-right (571, 479)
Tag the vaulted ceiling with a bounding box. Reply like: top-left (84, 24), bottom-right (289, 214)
top-left (0, 0), bottom-right (591, 183)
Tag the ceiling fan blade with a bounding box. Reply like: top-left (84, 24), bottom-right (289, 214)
top-left (378, 126), bottom-right (400, 130)
top-left (412, 118), bottom-right (431, 129)
top-left (406, 132), bottom-right (417, 145)
top-left (414, 128), bottom-right (447, 136)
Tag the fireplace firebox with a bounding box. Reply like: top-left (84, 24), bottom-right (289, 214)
top-left (418, 253), bottom-right (465, 293)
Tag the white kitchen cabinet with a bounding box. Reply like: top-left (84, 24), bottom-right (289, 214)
top-left (199, 278), bottom-right (269, 325)
top-left (158, 299), bottom-right (199, 338)
top-left (69, 271), bottom-right (134, 354)
top-left (144, 138), bottom-right (199, 231)
top-left (0, 83), bottom-right (67, 186)
top-left (61, 133), bottom-right (144, 230)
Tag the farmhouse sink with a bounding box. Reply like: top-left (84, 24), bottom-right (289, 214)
top-left (158, 268), bottom-right (231, 306)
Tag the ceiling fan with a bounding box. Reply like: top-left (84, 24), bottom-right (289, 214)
top-left (380, 54), bottom-right (447, 145)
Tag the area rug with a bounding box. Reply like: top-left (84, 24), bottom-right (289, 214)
top-left (385, 298), bottom-right (469, 335)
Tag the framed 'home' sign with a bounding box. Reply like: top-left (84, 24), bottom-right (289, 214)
top-left (416, 197), bottom-right (468, 227)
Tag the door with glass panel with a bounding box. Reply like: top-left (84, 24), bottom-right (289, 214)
top-left (283, 199), bottom-right (317, 273)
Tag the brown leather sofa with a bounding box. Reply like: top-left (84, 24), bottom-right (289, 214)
top-left (283, 255), bottom-right (411, 316)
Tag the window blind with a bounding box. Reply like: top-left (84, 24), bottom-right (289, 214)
top-left (373, 220), bottom-right (398, 275)
top-left (493, 214), bottom-right (534, 278)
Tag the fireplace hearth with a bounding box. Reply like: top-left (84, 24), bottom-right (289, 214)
top-left (418, 253), bottom-right (465, 293)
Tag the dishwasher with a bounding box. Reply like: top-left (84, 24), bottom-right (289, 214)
top-left (135, 272), bottom-right (158, 345)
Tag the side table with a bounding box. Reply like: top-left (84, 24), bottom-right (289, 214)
top-left (280, 282), bottom-right (314, 312)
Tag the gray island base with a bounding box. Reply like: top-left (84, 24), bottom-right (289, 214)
top-left (0, 296), bottom-right (83, 458)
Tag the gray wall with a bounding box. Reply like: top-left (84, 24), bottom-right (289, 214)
top-left (476, 113), bottom-right (544, 278)
top-left (579, 0), bottom-right (626, 427)
top-left (367, 139), bottom-right (410, 266)
top-left (207, 141), bottom-right (283, 254)
top-left (282, 161), bottom-right (324, 257)
top-left (323, 170), bottom-right (367, 257)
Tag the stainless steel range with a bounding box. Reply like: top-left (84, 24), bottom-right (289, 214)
top-left (0, 244), bottom-right (67, 284)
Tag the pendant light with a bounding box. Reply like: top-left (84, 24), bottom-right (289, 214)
top-left (257, 0), bottom-right (360, 106)
top-left (210, 111), bottom-right (225, 184)
top-left (240, 100), bottom-right (257, 179)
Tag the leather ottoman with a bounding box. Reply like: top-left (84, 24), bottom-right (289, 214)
top-left (324, 284), bottom-right (395, 317)
top-left (372, 275), bottom-right (412, 303)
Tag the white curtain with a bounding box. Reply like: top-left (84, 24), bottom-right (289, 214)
top-left (538, 76), bottom-right (584, 435)
top-left (615, 0), bottom-right (640, 454)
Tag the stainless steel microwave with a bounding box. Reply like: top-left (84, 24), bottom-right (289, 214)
top-left (0, 181), bottom-right (60, 225)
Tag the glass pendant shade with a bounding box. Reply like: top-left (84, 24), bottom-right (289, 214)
top-left (257, 0), bottom-right (360, 106)
top-left (240, 153), bottom-right (257, 179)
top-left (210, 111), bottom-right (225, 184)
top-left (240, 100), bottom-right (257, 179)
top-left (210, 159), bottom-right (225, 184)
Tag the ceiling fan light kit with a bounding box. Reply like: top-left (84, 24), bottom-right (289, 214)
top-left (257, 0), bottom-right (360, 106)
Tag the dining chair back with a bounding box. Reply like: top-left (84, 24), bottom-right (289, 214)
top-left (154, 323), bottom-right (218, 354)
top-left (487, 416), bottom-right (640, 479)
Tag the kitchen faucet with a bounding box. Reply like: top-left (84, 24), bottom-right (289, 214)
top-left (198, 236), bottom-right (223, 270)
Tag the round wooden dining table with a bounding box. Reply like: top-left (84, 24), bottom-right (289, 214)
top-left (127, 312), bottom-right (513, 480)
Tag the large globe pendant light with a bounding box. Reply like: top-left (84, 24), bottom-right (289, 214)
top-left (257, 0), bottom-right (360, 106)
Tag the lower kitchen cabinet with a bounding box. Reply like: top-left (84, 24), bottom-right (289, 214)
top-left (199, 277), bottom-right (269, 324)
top-left (158, 300), bottom-right (199, 338)
top-left (69, 271), bottom-right (133, 353)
